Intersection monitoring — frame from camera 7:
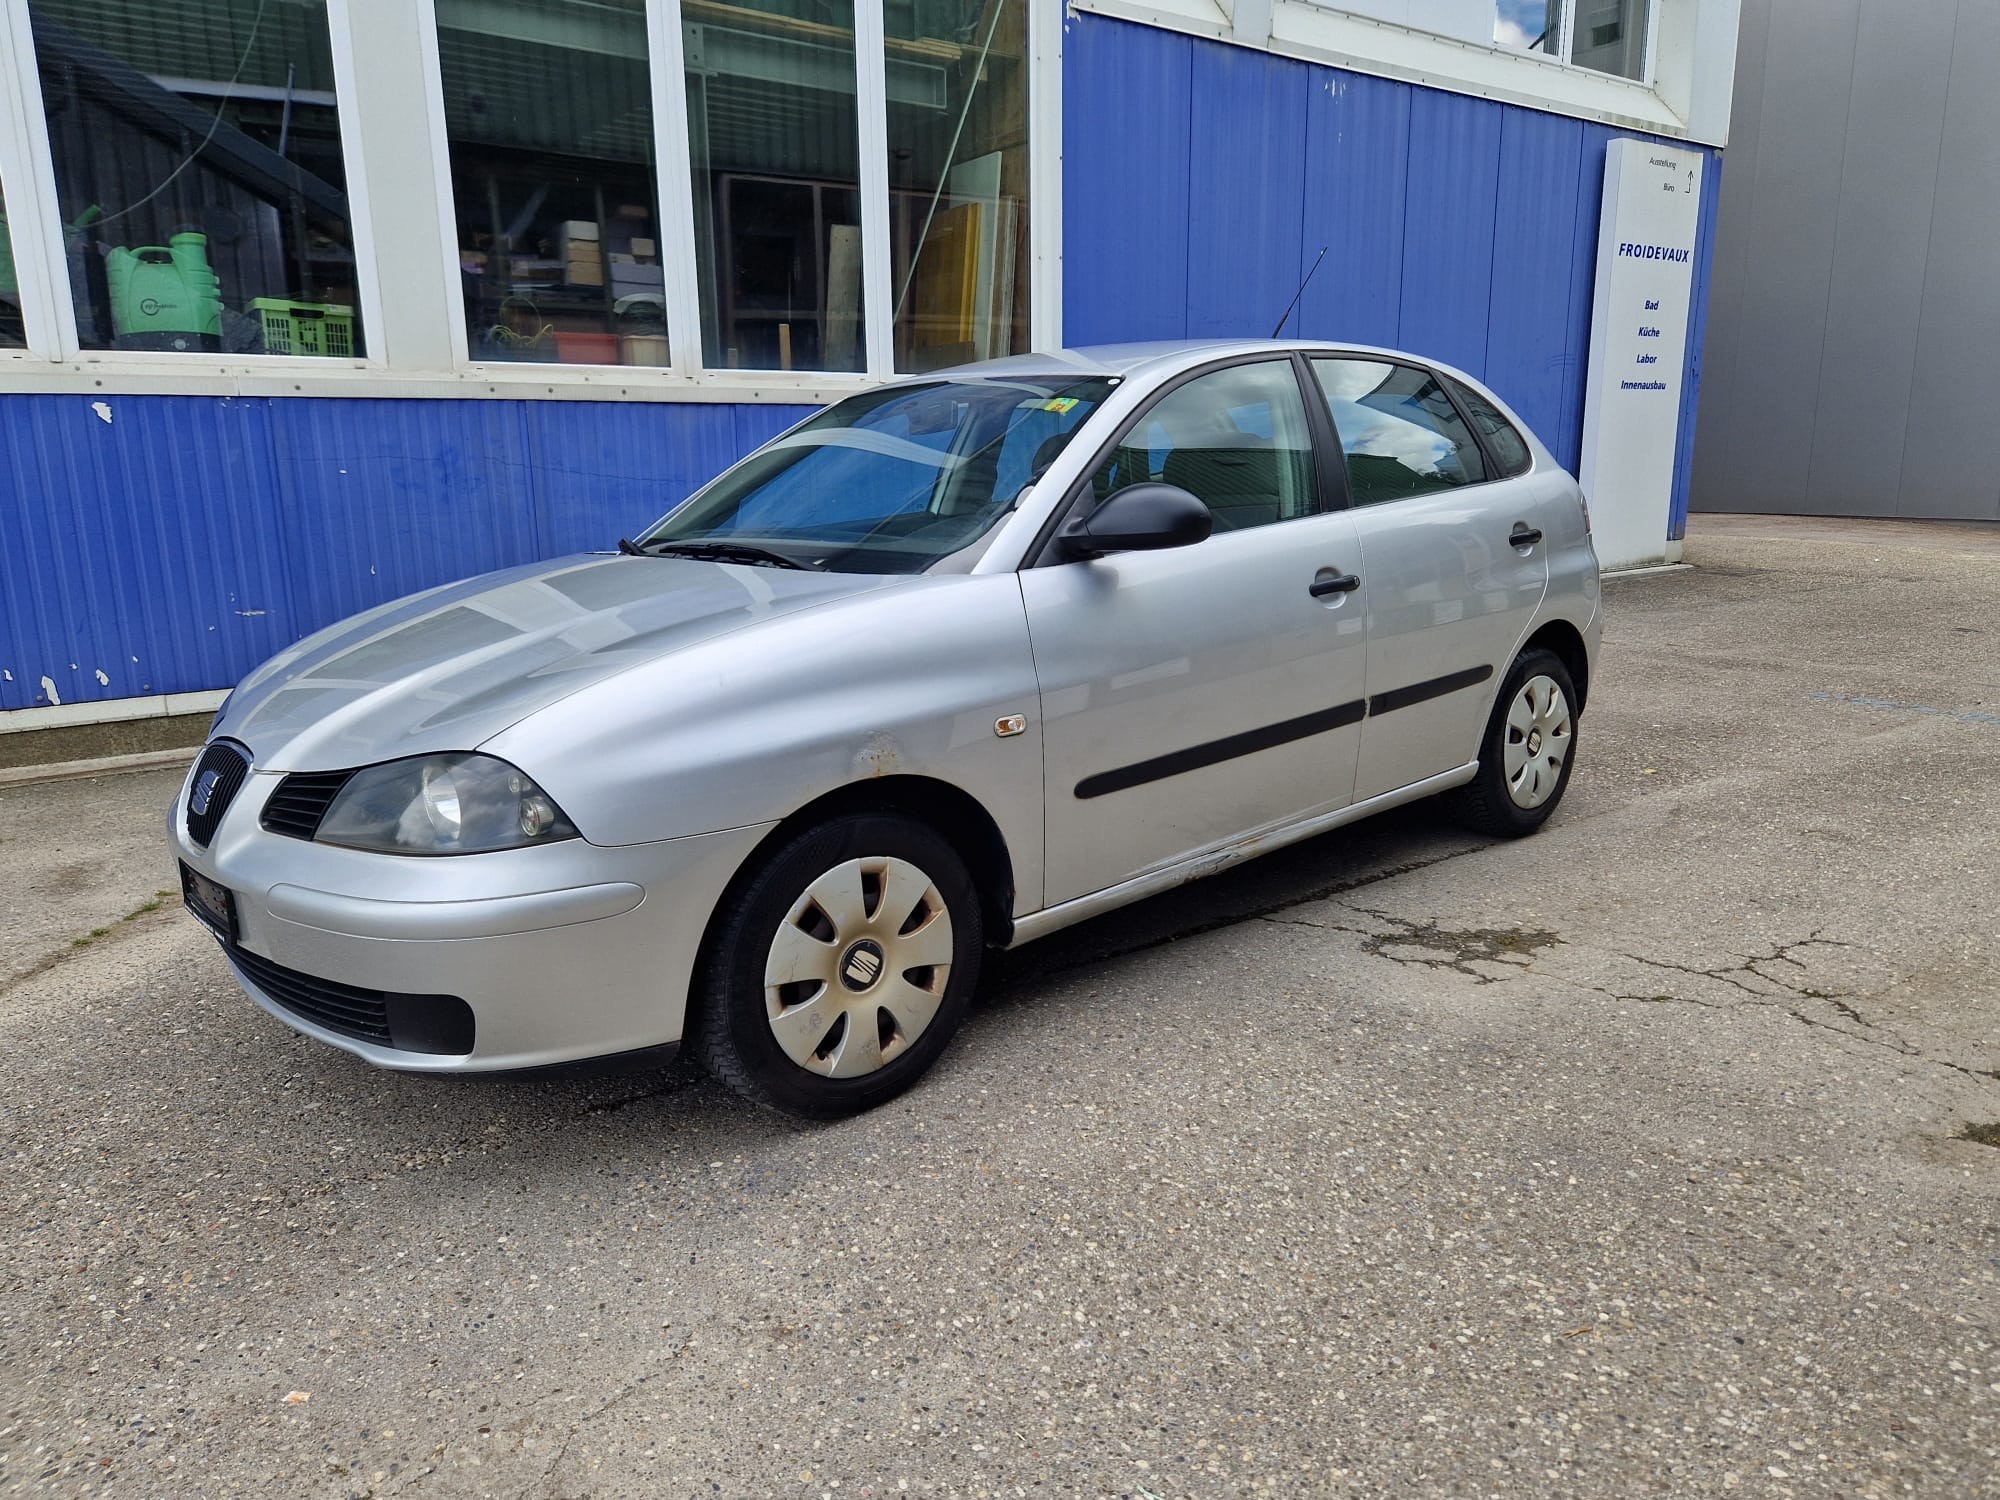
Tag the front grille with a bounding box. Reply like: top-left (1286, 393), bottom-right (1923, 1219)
top-left (225, 945), bottom-right (476, 1055)
top-left (227, 946), bottom-right (392, 1046)
top-left (184, 741), bottom-right (251, 847)
top-left (260, 769), bottom-right (355, 840)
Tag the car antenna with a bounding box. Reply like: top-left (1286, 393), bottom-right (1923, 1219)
top-left (1270, 247), bottom-right (1328, 338)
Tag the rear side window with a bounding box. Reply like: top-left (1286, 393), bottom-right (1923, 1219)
top-left (1447, 377), bottom-right (1533, 477)
top-left (1089, 359), bottom-right (1319, 533)
top-left (1310, 358), bottom-right (1485, 505)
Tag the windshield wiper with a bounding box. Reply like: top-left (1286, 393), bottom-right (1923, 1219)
top-left (620, 538), bottom-right (813, 570)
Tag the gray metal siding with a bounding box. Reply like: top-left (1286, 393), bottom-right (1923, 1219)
top-left (1898, 0), bottom-right (2000, 521)
top-left (1694, 0), bottom-right (2000, 521)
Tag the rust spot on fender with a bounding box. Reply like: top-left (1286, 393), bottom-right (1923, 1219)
top-left (855, 734), bottom-right (901, 778)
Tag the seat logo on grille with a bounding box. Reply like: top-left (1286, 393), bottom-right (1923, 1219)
top-left (189, 768), bottom-right (223, 817)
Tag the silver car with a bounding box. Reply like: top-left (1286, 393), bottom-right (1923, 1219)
top-left (172, 340), bottom-right (1599, 1116)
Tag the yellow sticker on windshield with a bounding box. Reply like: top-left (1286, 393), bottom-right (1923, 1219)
top-left (1039, 397), bottom-right (1080, 413)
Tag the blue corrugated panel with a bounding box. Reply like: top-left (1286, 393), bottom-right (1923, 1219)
top-left (1397, 89), bottom-right (1504, 380)
top-left (1184, 43), bottom-right (1310, 338)
top-left (0, 395), bottom-right (296, 710)
top-left (1557, 121), bottom-right (1621, 470)
top-left (1484, 106), bottom-right (1585, 457)
top-left (1669, 151), bottom-right (1723, 540)
top-left (1060, 12), bottom-right (1193, 342)
top-left (1297, 69), bottom-right (1411, 348)
top-left (0, 395), bottom-right (812, 711)
top-left (1062, 12), bottom-right (1724, 478)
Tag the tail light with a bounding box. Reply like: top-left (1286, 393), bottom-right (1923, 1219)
top-left (1578, 491), bottom-right (1592, 534)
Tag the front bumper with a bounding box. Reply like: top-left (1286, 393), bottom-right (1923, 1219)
top-left (169, 767), bottom-right (772, 1072)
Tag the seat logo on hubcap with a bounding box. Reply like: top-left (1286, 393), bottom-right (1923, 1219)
top-left (1527, 728), bottom-right (1543, 756)
top-left (839, 940), bottom-right (884, 992)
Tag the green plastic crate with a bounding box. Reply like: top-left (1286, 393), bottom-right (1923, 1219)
top-left (249, 298), bottom-right (356, 358)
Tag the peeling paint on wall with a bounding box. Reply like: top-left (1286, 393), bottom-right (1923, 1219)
top-left (39, 675), bottom-right (61, 705)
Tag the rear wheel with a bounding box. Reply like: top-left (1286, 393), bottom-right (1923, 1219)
top-left (692, 812), bottom-right (983, 1118)
top-left (1444, 647), bottom-right (1578, 837)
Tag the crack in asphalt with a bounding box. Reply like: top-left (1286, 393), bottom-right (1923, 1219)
top-left (1267, 909), bottom-right (1999, 1094)
top-left (0, 892), bottom-right (180, 1001)
top-left (1263, 904), bottom-right (1560, 984)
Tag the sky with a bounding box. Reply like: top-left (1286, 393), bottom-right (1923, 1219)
top-left (1494, 0), bottom-right (1557, 49)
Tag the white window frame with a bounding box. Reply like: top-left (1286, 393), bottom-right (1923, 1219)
top-left (0, 0), bottom-right (387, 378)
top-left (0, 0), bottom-right (1063, 402)
top-left (1117, 0), bottom-right (1738, 146)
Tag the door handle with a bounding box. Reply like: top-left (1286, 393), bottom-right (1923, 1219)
top-left (1309, 570), bottom-right (1361, 597)
top-left (1510, 524), bottom-right (1544, 547)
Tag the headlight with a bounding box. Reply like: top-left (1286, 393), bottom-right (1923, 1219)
top-left (315, 753), bottom-right (579, 855)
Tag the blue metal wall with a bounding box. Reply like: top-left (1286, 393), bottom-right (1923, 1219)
top-left (0, 398), bottom-right (811, 712)
top-left (1, 13), bottom-right (1722, 715)
top-left (1061, 12), bottom-right (1721, 517)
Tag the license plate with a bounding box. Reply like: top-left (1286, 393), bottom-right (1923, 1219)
top-left (180, 861), bottom-right (238, 944)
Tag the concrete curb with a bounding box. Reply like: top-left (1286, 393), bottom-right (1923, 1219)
top-left (0, 747), bottom-right (193, 790)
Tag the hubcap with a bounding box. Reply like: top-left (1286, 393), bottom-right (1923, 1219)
top-left (764, 856), bottom-right (954, 1079)
top-left (1501, 674), bottom-right (1573, 810)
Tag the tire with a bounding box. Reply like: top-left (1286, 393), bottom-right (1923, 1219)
top-left (691, 812), bottom-right (983, 1119)
top-left (1444, 647), bottom-right (1579, 838)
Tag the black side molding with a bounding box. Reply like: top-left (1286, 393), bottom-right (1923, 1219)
top-left (1072, 662), bottom-right (1499, 800)
top-left (1367, 664), bottom-right (1494, 718)
top-left (1074, 699), bottom-right (1367, 800)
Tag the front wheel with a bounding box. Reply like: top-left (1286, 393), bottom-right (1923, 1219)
top-left (1443, 647), bottom-right (1579, 837)
top-left (691, 812), bottom-right (983, 1118)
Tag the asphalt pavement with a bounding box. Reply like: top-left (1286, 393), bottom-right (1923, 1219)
top-left (2, 515), bottom-right (1996, 1498)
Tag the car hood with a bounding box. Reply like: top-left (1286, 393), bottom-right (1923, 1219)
top-left (215, 555), bottom-right (895, 771)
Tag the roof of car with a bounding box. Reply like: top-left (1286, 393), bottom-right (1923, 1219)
top-left (929, 339), bottom-right (1406, 383)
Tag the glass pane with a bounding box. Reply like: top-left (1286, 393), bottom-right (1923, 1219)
top-left (1312, 359), bottom-right (1486, 504)
top-left (1494, 0), bottom-right (1564, 58)
top-left (1448, 377), bottom-right (1533, 477)
top-left (685, 0), bottom-right (865, 372)
top-left (1092, 361), bottom-right (1320, 533)
top-left (1570, 0), bottom-right (1649, 79)
top-left (0, 172), bottom-right (23, 348)
top-left (887, 0), bottom-right (1030, 373)
top-left (436, 0), bottom-right (665, 367)
top-left (643, 376), bottom-right (1114, 571)
top-left (29, 0), bottom-right (364, 356)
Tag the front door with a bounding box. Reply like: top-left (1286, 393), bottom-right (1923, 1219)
top-left (1306, 357), bottom-right (1550, 802)
top-left (1020, 357), bottom-right (1370, 908)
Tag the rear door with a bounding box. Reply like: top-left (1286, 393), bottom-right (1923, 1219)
top-left (1020, 356), bottom-right (1369, 907)
top-left (1307, 357), bottom-right (1549, 802)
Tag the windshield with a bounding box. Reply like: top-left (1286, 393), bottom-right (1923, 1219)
top-left (637, 376), bottom-right (1115, 573)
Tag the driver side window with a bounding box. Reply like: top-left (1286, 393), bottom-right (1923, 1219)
top-left (1089, 360), bottom-right (1320, 532)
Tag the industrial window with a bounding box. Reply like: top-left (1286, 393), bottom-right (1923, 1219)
top-left (27, 0), bottom-right (366, 357)
top-left (685, 0), bottom-right (866, 372)
top-left (1494, 0), bottom-right (1652, 81)
top-left (1446, 376), bottom-right (1533, 476)
top-left (0, 172), bottom-right (23, 347)
top-left (1092, 361), bottom-right (1320, 533)
top-left (887, 0), bottom-right (1030, 373)
top-left (1311, 358), bottom-right (1486, 504)
top-left (436, 0), bottom-right (668, 368)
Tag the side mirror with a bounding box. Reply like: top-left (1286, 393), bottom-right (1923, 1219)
top-left (1057, 483), bottom-right (1212, 560)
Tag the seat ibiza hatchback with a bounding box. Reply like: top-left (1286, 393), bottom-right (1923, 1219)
top-left (172, 340), bottom-right (1600, 1117)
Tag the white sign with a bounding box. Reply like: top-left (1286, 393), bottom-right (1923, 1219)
top-left (1579, 138), bottom-right (1704, 571)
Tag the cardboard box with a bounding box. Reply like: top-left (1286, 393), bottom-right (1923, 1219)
top-left (559, 219), bottom-right (600, 242)
top-left (629, 238), bottom-right (656, 259)
top-left (611, 264), bottom-right (666, 295)
top-left (621, 334), bottom-right (670, 365)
